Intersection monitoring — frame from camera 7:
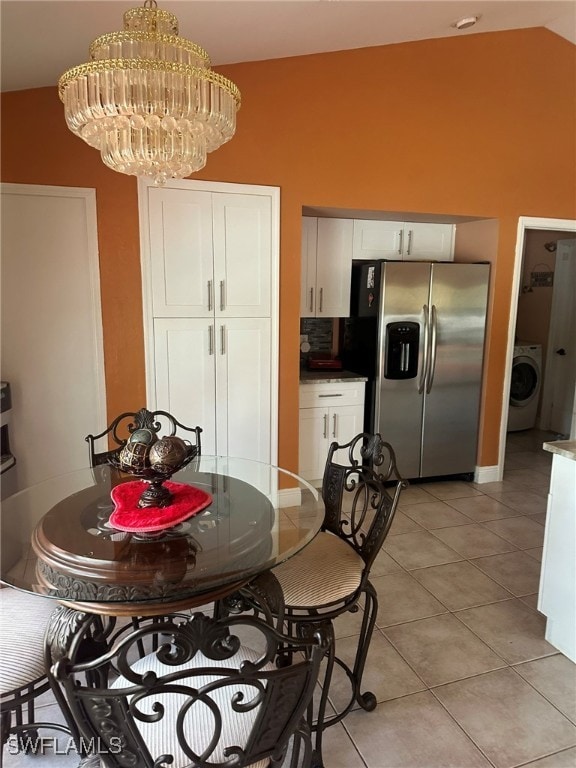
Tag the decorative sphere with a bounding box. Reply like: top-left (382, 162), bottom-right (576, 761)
top-left (129, 428), bottom-right (157, 446)
top-left (149, 436), bottom-right (188, 473)
top-left (118, 441), bottom-right (151, 472)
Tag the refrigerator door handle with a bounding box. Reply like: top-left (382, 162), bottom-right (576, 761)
top-left (418, 304), bottom-right (430, 394)
top-left (426, 304), bottom-right (438, 394)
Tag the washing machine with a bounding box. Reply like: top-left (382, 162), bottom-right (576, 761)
top-left (507, 343), bottom-right (542, 432)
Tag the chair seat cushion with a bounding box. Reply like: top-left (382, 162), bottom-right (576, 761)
top-left (0, 588), bottom-right (57, 694)
top-left (111, 644), bottom-right (273, 768)
top-left (273, 532), bottom-right (365, 609)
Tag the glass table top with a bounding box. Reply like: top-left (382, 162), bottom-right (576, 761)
top-left (1, 456), bottom-right (322, 611)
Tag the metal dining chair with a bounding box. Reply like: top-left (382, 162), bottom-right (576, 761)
top-left (0, 587), bottom-right (69, 759)
top-left (244, 432), bottom-right (407, 767)
top-left (51, 610), bottom-right (328, 768)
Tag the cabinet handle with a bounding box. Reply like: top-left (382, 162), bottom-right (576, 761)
top-left (220, 325), bottom-right (226, 355)
top-left (332, 413), bottom-right (337, 437)
top-left (323, 414), bottom-right (328, 439)
top-left (220, 281), bottom-right (225, 312)
top-left (398, 230), bottom-right (403, 255)
top-left (319, 287), bottom-right (323, 313)
top-left (309, 287), bottom-right (314, 313)
top-left (318, 393), bottom-right (343, 398)
top-left (407, 230), bottom-right (413, 256)
top-left (208, 324), bottom-right (214, 355)
top-left (208, 280), bottom-right (213, 311)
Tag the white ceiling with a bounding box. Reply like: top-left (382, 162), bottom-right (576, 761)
top-left (1, 0), bottom-right (575, 93)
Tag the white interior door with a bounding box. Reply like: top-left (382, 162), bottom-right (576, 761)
top-left (0, 184), bottom-right (105, 489)
top-left (542, 239), bottom-right (576, 436)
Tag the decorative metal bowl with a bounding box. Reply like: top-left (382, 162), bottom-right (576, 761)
top-left (109, 442), bottom-right (199, 508)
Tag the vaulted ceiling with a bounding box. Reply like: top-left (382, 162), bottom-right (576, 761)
top-left (2, 0), bottom-right (575, 93)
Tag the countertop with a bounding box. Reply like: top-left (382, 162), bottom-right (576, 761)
top-left (543, 440), bottom-right (576, 462)
top-left (300, 369), bottom-right (368, 384)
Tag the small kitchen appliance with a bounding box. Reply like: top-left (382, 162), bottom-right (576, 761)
top-left (307, 353), bottom-right (343, 371)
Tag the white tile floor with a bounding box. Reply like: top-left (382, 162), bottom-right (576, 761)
top-left (4, 429), bottom-right (576, 768)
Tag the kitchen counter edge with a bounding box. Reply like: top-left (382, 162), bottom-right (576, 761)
top-left (300, 370), bottom-right (368, 384)
top-left (543, 440), bottom-right (576, 462)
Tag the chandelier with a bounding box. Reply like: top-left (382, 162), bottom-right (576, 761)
top-left (58, 0), bottom-right (241, 184)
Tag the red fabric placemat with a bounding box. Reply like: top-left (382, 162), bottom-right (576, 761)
top-left (109, 480), bottom-right (213, 533)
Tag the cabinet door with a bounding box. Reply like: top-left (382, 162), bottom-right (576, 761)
top-left (300, 217), bottom-right (318, 318)
top-left (404, 223), bottom-right (455, 261)
top-left (329, 404), bottom-right (365, 464)
top-left (148, 188), bottom-right (214, 317)
top-left (215, 318), bottom-right (272, 463)
top-left (298, 408), bottom-right (329, 483)
top-left (212, 194), bottom-right (272, 317)
top-left (315, 218), bottom-right (354, 317)
top-left (353, 220), bottom-right (403, 260)
top-left (152, 318), bottom-right (217, 454)
top-left (331, 404), bottom-right (365, 444)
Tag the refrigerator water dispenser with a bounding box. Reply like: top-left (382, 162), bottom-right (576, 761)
top-left (385, 322), bottom-right (419, 379)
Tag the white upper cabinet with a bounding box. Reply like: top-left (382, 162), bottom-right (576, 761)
top-left (353, 220), bottom-right (454, 262)
top-left (149, 188), bottom-right (214, 317)
top-left (352, 220), bottom-right (404, 261)
top-left (300, 217), bottom-right (354, 318)
top-left (212, 194), bottom-right (272, 317)
top-left (149, 187), bottom-right (272, 317)
top-left (300, 217), bottom-right (318, 317)
top-left (406, 222), bottom-right (455, 261)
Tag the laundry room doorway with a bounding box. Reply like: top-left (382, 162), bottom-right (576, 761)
top-left (499, 217), bottom-right (576, 479)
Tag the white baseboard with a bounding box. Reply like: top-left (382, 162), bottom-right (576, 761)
top-left (278, 487), bottom-right (302, 507)
top-left (474, 465), bottom-right (501, 484)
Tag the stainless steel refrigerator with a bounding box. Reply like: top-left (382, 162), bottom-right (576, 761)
top-left (343, 261), bottom-right (490, 480)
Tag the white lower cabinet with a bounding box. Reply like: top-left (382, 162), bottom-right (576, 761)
top-left (538, 448), bottom-right (576, 662)
top-left (298, 381), bottom-right (365, 483)
top-left (154, 317), bottom-right (272, 463)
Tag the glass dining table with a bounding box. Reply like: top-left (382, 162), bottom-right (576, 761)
top-left (0, 455), bottom-right (323, 617)
top-left (1, 456), bottom-right (324, 759)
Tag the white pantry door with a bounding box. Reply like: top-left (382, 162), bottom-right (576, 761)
top-left (544, 238), bottom-right (576, 436)
top-left (0, 184), bottom-right (105, 489)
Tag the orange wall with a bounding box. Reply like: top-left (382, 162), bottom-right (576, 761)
top-left (2, 28), bottom-right (575, 471)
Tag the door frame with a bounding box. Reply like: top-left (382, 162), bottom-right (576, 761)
top-left (137, 178), bottom-right (280, 464)
top-left (498, 216), bottom-right (576, 478)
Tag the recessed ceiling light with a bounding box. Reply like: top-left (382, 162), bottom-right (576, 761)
top-left (453, 15), bottom-right (480, 31)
